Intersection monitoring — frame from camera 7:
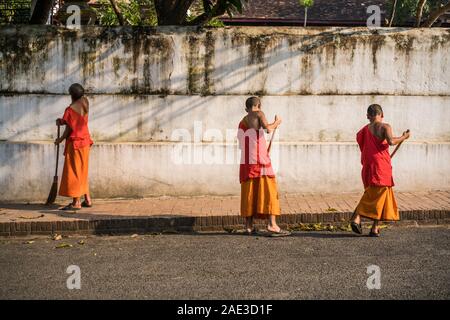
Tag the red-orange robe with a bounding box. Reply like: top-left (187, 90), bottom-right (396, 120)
top-left (58, 107), bottom-right (93, 198)
top-left (355, 125), bottom-right (399, 221)
top-left (238, 116), bottom-right (280, 218)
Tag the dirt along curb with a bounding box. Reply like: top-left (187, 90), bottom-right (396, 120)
top-left (1, 209), bottom-right (449, 237)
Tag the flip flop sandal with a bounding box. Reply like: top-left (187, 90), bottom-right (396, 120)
top-left (267, 229), bottom-right (291, 237)
top-left (369, 230), bottom-right (380, 237)
top-left (244, 228), bottom-right (258, 236)
top-left (351, 221), bottom-right (363, 235)
top-left (60, 204), bottom-right (81, 211)
top-left (81, 200), bottom-right (92, 208)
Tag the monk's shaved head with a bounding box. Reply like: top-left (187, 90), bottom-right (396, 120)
top-left (69, 83), bottom-right (85, 101)
top-left (367, 104), bottom-right (383, 117)
top-left (245, 96), bottom-right (261, 111)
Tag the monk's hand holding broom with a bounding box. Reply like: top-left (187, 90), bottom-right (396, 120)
top-left (390, 129), bottom-right (410, 159)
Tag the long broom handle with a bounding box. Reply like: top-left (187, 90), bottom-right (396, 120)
top-left (54, 125), bottom-right (60, 177)
top-left (390, 129), bottom-right (409, 159)
top-left (267, 117), bottom-right (278, 154)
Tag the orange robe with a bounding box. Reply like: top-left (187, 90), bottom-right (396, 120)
top-left (355, 125), bottom-right (399, 221)
top-left (238, 116), bottom-right (280, 218)
top-left (59, 107), bottom-right (93, 198)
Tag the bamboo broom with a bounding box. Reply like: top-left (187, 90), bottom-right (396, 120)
top-left (45, 125), bottom-right (60, 205)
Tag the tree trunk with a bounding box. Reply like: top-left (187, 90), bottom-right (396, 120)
top-left (154, 0), bottom-right (195, 25)
top-left (415, 0), bottom-right (427, 27)
top-left (29, 0), bottom-right (55, 24)
top-left (387, 0), bottom-right (398, 27)
top-left (186, 0), bottom-right (229, 26)
top-left (304, 7), bottom-right (308, 27)
top-left (109, 0), bottom-right (125, 26)
top-left (422, 2), bottom-right (450, 27)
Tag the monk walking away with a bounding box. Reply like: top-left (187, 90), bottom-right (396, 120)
top-left (55, 83), bottom-right (94, 210)
top-left (238, 97), bottom-right (290, 236)
top-left (351, 104), bottom-right (410, 237)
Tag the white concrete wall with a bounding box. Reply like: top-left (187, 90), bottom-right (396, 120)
top-left (0, 26), bottom-right (449, 201)
top-left (1, 142), bottom-right (449, 201)
top-left (1, 94), bottom-right (449, 142)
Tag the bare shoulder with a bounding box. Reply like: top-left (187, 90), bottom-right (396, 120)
top-left (256, 110), bottom-right (266, 119)
top-left (382, 123), bottom-right (392, 131)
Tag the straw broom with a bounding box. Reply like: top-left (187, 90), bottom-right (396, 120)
top-left (45, 125), bottom-right (60, 205)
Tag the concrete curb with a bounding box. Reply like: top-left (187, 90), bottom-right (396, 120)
top-left (0, 210), bottom-right (449, 236)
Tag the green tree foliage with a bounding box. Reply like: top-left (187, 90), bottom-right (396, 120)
top-left (0, 0), bottom-right (31, 24)
top-left (94, 0), bottom-right (157, 26)
top-left (94, 0), bottom-right (245, 26)
top-left (387, 0), bottom-right (447, 25)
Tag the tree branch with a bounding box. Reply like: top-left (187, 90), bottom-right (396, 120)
top-left (415, 0), bottom-right (427, 27)
top-left (109, 0), bottom-right (126, 26)
top-left (422, 2), bottom-right (450, 27)
top-left (387, 0), bottom-right (397, 27)
top-left (29, 0), bottom-right (55, 24)
top-left (187, 0), bottom-right (230, 26)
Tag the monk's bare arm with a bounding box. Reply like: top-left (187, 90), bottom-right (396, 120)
top-left (54, 126), bottom-right (72, 145)
top-left (383, 123), bottom-right (410, 146)
top-left (257, 111), bottom-right (282, 133)
top-left (81, 96), bottom-right (89, 114)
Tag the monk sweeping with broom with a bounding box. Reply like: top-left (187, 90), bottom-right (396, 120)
top-left (350, 104), bottom-right (410, 237)
top-left (237, 97), bottom-right (290, 236)
top-left (53, 83), bottom-right (94, 210)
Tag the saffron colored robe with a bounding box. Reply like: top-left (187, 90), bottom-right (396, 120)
top-left (58, 107), bottom-right (93, 198)
top-left (355, 125), bottom-right (399, 221)
top-left (238, 116), bottom-right (280, 218)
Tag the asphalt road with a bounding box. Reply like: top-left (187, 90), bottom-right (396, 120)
top-left (0, 226), bottom-right (449, 299)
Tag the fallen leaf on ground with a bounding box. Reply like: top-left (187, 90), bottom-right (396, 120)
top-left (326, 207), bottom-right (338, 212)
top-left (19, 214), bottom-right (44, 220)
top-left (288, 223), bottom-right (345, 232)
top-left (52, 234), bottom-right (63, 241)
top-left (77, 240), bottom-right (85, 245)
top-left (223, 227), bottom-right (237, 233)
top-left (338, 223), bottom-right (353, 232)
top-left (55, 243), bottom-right (72, 249)
top-left (23, 240), bottom-right (35, 244)
top-left (130, 234), bottom-right (138, 238)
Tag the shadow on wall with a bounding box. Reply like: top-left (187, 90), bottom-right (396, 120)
top-left (1, 26), bottom-right (442, 143)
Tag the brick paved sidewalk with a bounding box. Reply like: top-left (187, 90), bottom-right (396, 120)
top-left (0, 191), bottom-right (449, 236)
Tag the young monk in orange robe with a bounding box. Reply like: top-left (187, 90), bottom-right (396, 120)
top-left (351, 104), bottom-right (410, 236)
top-left (55, 83), bottom-right (94, 210)
top-left (237, 97), bottom-right (290, 236)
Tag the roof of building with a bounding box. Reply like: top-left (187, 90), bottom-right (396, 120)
top-left (221, 0), bottom-right (389, 25)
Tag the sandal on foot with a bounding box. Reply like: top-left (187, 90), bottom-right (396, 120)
top-left (267, 229), bottom-right (291, 237)
top-left (60, 204), bottom-right (81, 211)
top-left (244, 228), bottom-right (258, 236)
top-left (351, 221), bottom-right (363, 235)
top-left (81, 200), bottom-right (92, 208)
top-left (369, 230), bottom-right (380, 237)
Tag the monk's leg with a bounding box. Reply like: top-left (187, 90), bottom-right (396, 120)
top-left (84, 193), bottom-right (92, 206)
top-left (267, 215), bottom-right (281, 233)
top-left (72, 197), bottom-right (82, 209)
top-left (245, 217), bottom-right (254, 233)
top-left (351, 211), bottom-right (361, 225)
top-left (371, 219), bottom-right (379, 233)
